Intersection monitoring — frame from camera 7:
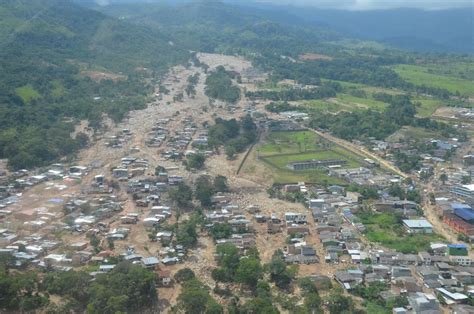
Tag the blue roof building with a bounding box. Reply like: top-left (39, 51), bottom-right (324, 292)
top-left (454, 208), bottom-right (474, 223)
top-left (451, 203), bottom-right (472, 211)
top-left (448, 244), bottom-right (468, 256)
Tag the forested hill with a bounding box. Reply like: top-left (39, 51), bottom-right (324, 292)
top-left (0, 0), bottom-right (189, 169)
top-left (270, 7), bottom-right (474, 54)
top-left (87, 1), bottom-right (341, 54)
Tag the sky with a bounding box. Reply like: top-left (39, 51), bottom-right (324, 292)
top-left (254, 0), bottom-right (474, 10)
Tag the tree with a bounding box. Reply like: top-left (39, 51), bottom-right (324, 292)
top-left (216, 244), bottom-right (240, 271)
top-left (175, 268), bottom-right (195, 283)
top-left (177, 279), bottom-right (222, 314)
top-left (241, 298), bottom-right (279, 314)
top-left (225, 144), bottom-right (237, 159)
top-left (213, 175), bottom-right (229, 192)
top-left (107, 239), bottom-right (115, 250)
top-left (266, 250), bottom-right (296, 290)
top-left (195, 175), bottom-right (214, 207)
top-left (209, 223), bottom-right (232, 241)
top-left (212, 268), bottom-right (233, 283)
top-left (326, 293), bottom-right (360, 314)
top-left (187, 153), bottom-right (206, 170)
top-left (169, 182), bottom-right (193, 208)
top-left (439, 173), bottom-right (448, 185)
top-left (235, 257), bottom-right (263, 289)
top-left (462, 175), bottom-right (472, 185)
top-left (298, 277), bottom-right (318, 294)
top-left (176, 219), bottom-right (198, 249)
top-left (154, 165), bottom-right (166, 176)
top-left (304, 293), bottom-right (322, 314)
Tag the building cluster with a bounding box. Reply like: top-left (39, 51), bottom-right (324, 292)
top-left (145, 119), bottom-right (169, 147)
top-left (104, 128), bottom-right (133, 149)
top-left (329, 166), bottom-right (402, 186)
top-left (334, 243), bottom-right (474, 313)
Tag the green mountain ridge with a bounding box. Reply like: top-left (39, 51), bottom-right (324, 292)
top-left (0, 0), bottom-right (189, 169)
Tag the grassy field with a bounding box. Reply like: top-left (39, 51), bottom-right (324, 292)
top-left (262, 149), bottom-right (361, 169)
top-left (419, 61), bottom-right (474, 81)
top-left (15, 85), bottom-right (41, 102)
top-left (300, 99), bottom-right (346, 113)
top-left (300, 93), bottom-right (388, 113)
top-left (387, 126), bottom-right (443, 143)
top-left (392, 64), bottom-right (474, 97)
top-left (413, 97), bottom-right (443, 117)
top-left (256, 130), bottom-right (362, 184)
top-left (358, 212), bottom-right (445, 254)
top-left (258, 131), bottom-right (325, 155)
top-left (337, 93), bottom-right (388, 111)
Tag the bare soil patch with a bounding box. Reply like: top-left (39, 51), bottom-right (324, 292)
top-left (79, 71), bottom-right (126, 82)
top-left (299, 53), bottom-right (333, 61)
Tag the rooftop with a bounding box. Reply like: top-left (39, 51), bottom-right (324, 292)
top-left (454, 208), bottom-right (474, 221)
top-left (403, 219), bottom-right (433, 229)
top-left (460, 184), bottom-right (474, 192)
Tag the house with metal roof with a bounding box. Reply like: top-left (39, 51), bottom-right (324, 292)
top-left (454, 207), bottom-right (474, 223)
top-left (403, 219), bottom-right (433, 234)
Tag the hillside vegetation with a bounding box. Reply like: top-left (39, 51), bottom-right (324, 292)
top-left (0, 0), bottom-right (189, 169)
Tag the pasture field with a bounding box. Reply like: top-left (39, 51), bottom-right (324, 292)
top-left (419, 61), bottom-right (474, 81)
top-left (258, 131), bottom-right (325, 155)
top-left (392, 64), bottom-right (474, 97)
top-left (336, 93), bottom-right (388, 111)
top-left (413, 97), bottom-right (443, 117)
top-left (300, 99), bottom-right (345, 113)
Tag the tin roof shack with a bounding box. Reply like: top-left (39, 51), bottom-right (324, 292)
top-left (68, 242), bottom-right (88, 251)
top-left (216, 234), bottom-right (256, 251)
top-left (334, 269), bottom-right (363, 290)
top-left (449, 244), bottom-right (469, 256)
top-left (0, 232), bottom-right (18, 247)
top-left (287, 226), bottom-right (310, 236)
top-left (436, 288), bottom-right (468, 305)
top-left (69, 166), bottom-right (88, 177)
top-left (285, 212), bottom-right (307, 225)
top-left (408, 292), bottom-right (441, 314)
top-left (142, 257), bottom-right (160, 269)
top-left (107, 228), bottom-right (129, 241)
top-left (158, 270), bottom-right (172, 286)
top-left (112, 168), bottom-right (129, 180)
top-left (285, 243), bottom-right (319, 264)
top-left (403, 219), bottom-right (433, 234)
top-left (44, 254), bottom-right (71, 267)
top-left (267, 221), bottom-right (281, 234)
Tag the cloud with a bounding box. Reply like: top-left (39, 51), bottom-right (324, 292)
top-left (95, 0), bottom-right (110, 6)
top-left (255, 0), bottom-right (474, 10)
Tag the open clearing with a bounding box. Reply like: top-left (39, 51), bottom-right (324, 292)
top-left (299, 53), bottom-right (333, 61)
top-left (336, 93), bottom-right (388, 111)
top-left (251, 130), bottom-right (362, 184)
top-left (79, 70), bottom-right (126, 82)
top-left (15, 85), bottom-right (41, 102)
top-left (392, 64), bottom-right (474, 97)
top-left (413, 97), bottom-right (443, 117)
top-left (358, 212), bottom-right (445, 254)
